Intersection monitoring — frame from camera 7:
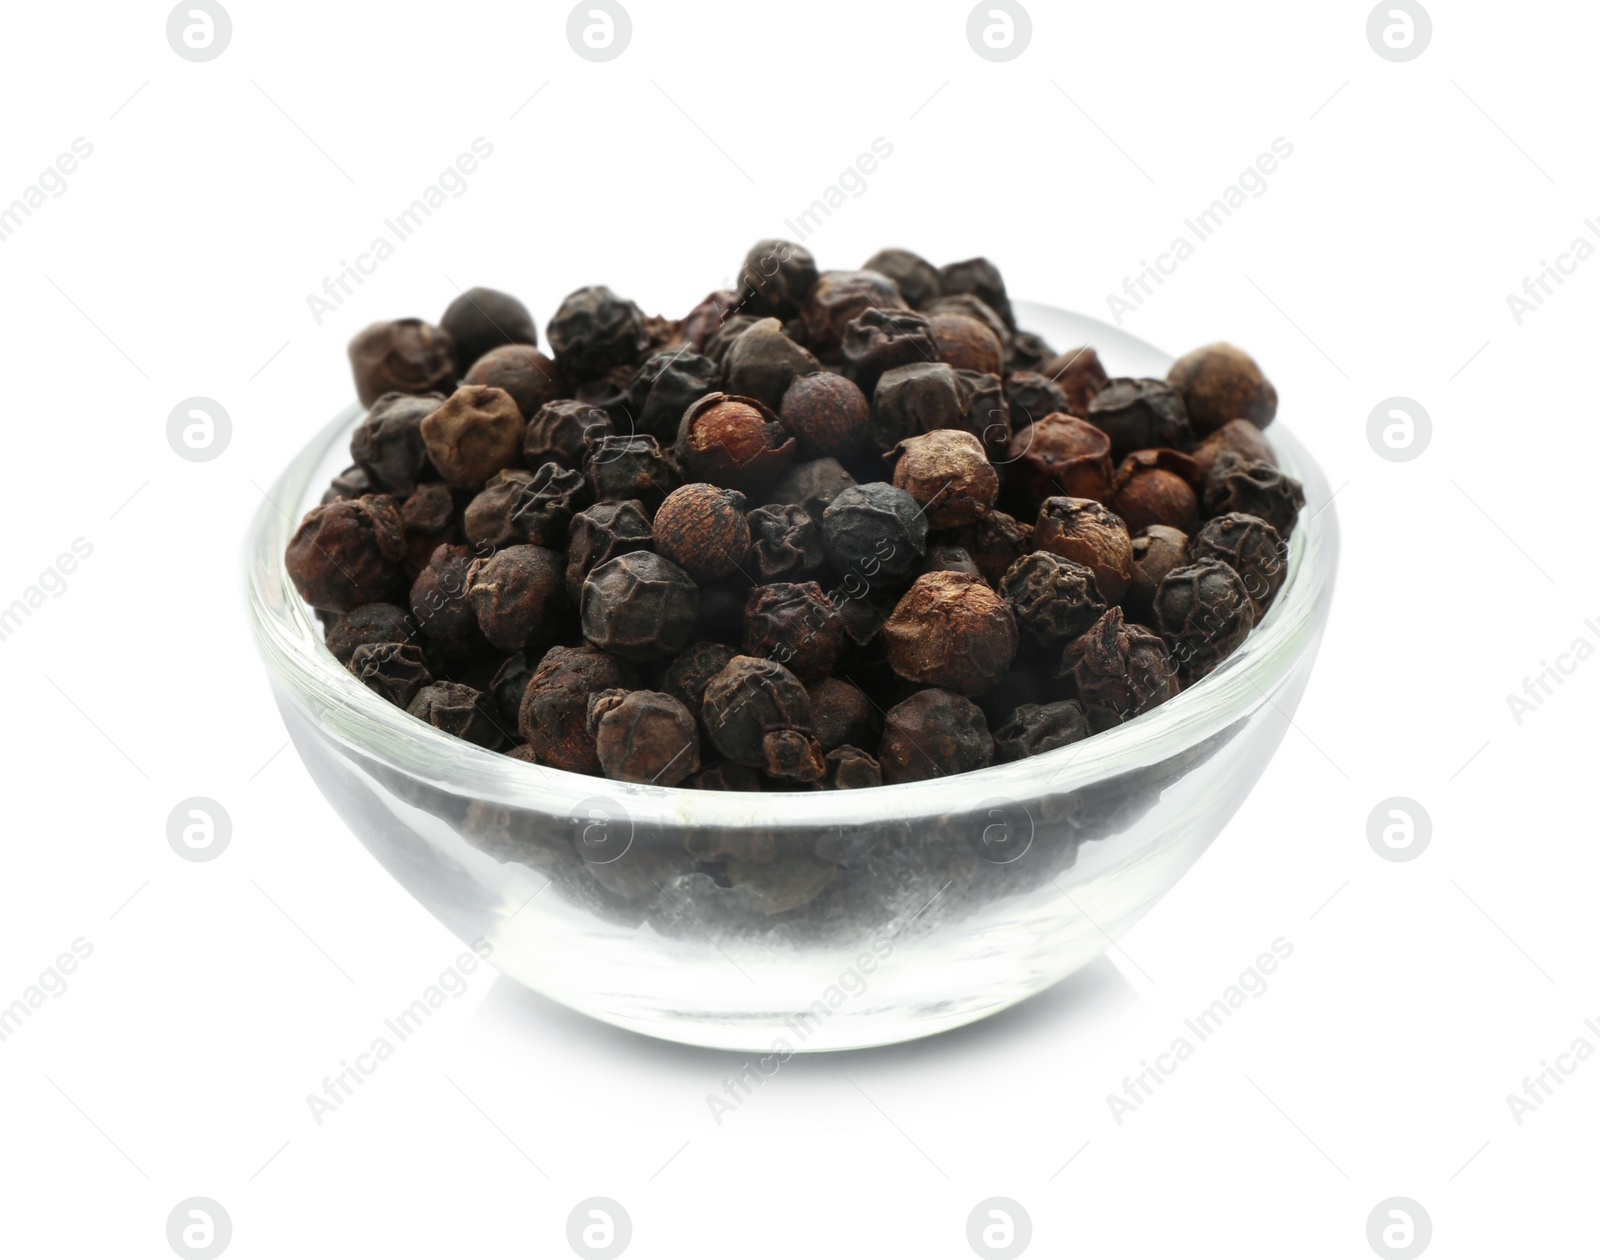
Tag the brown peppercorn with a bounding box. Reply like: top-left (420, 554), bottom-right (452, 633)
top-left (763, 458), bottom-right (857, 521)
top-left (348, 642), bottom-right (433, 708)
top-left (1003, 412), bottom-right (1114, 509)
top-left (1125, 525), bottom-right (1191, 622)
top-left (1033, 497), bottom-right (1135, 604)
top-left (524, 399), bottom-right (613, 470)
top-left (440, 286), bottom-right (537, 372)
top-left (701, 655), bottom-right (823, 781)
top-left (1190, 419), bottom-right (1277, 484)
top-left (993, 700), bottom-right (1091, 762)
top-left (955, 508), bottom-right (1031, 587)
top-left (806, 677), bottom-right (882, 752)
top-left (653, 483), bottom-right (751, 582)
top-left (628, 350), bottom-right (718, 441)
top-left (888, 429), bottom-right (998, 528)
top-left (580, 551), bottom-right (699, 661)
top-left (466, 544), bottom-right (567, 653)
top-left (761, 727), bottom-right (828, 783)
top-left (546, 285), bottom-right (646, 380)
top-left (956, 369), bottom-right (1009, 457)
top-left (463, 344), bottom-right (566, 420)
top-left (511, 461), bottom-right (590, 547)
top-left (1006, 371), bottom-right (1070, 430)
top-left (1007, 329), bottom-right (1054, 374)
top-left (683, 289), bottom-right (740, 351)
top-left (802, 270), bottom-right (908, 352)
top-left (882, 572), bottom-right (1018, 696)
top-left (999, 552), bottom-right (1108, 656)
top-left (407, 681), bottom-right (506, 749)
top-left (872, 361), bottom-right (969, 450)
top-left (287, 494), bottom-right (407, 613)
top-left (920, 293), bottom-right (1009, 348)
top-left (825, 745), bottom-right (883, 790)
top-left (420, 384), bottom-right (525, 487)
top-left (1061, 608), bottom-right (1177, 729)
top-left (746, 504), bottom-right (825, 583)
top-left (739, 239), bottom-right (820, 318)
top-left (585, 434), bottom-right (680, 510)
top-left (1203, 456), bottom-right (1306, 537)
top-left (1190, 512), bottom-right (1287, 617)
top-left (660, 641), bottom-right (739, 723)
top-left (723, 318), bottom-right (822, 410)
top-left (351, 392), bottom-right (443, 495)
top-left (1108, 449), bottom-right (1201, 534)
top-left (928, 312), bottom-right (1004, 376)
top-left (743, 582), bottom-right (846, 680)
top-left (1167, 342), bottom-right (1278, 436)
top-left (586, 689), bottom-right (701, 785)
top-left (863, 247), bottom-right (941, 307)
top-left (409, 543), bottom-right (489, 662)
top-left (937, 257), bottom-right (1014, 329)
top-left (564, 499), bottom-right (655, 600)
top-left (463, 469), bottom-right (533, 550)
top-left (399, 482), bottom-right (460, 572)
top-left (1039, 346), bottom-right (1110, 417)
top-left (1087, 378), bottom-right (1192, 459)
top-left (877, 688), bottom-right (994, 784)
top-left (1153, 559), bottom-right (1256, 680)
top-left (840, 308), bottom-right (937, 396)
top-left (348, 319), bottom-right (458, 407)
top-left (322, 465), bottom-right (372, 503)
top-left (920, 545), bottom-right (981, 578)
top-left (779, 371), bottom-right (873, 457)
top-left (518, 644), bottom-right (632, 774)
top-left (677, 393), bottom-right (796, 493)
top-left (325, 602), bottom-right (418, 664)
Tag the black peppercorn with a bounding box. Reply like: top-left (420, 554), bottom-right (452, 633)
top-left (399, 482), bottom-right (460, 571)
top-left (993, 700), bottom-right (1091, 762)
top-left (778, 371), bottom-right (872, 458)
top-left (1203, 457), bottom-right (1305, 537)
top-left (683, 289), bottom-right (740, 351)
top-left (821, 483), bottom-right (929, 589)
top-left (871, 361), bottom-right (967, 450)
top-left (825, 745), bottom-right (883, 790)
top-left (888, 429), bottom-right (998, 528)
top-left (920, 545), bottom-right (981, 578)
top-left (1125, 525), bottom-right (1190, 622)
top-left (1153, 559), bottom-right (1256, 680)
top-left (628, 350), bottom-right (718, 440)
top-left (881, 572), bottom-right (1017, 696)
top-left (1006, 330), bottom-right (1054, 374)
top-left (677, 393), bottom-right (795, 493)
top-left (546, 285), bottom-right (646, 380)
top-left (525, 400), bottom-right (613, 470)
top-left (488, 652), bottom-right (535, 728)
top-left (1108, 449), bottom-right (1202, 535)
top-left (723, 318), bottom-right (821, 411)
top-left (351, 392), bottom-right (442, 495)
top-left (463, 344), bottom-right (566, 420)
top-left (661, 641), bottom-right (739, 723)
top-left (739, 239), bottom-right (820, 318)
top-left (746, 504), bottom-right (826, 583)
top-left (348, 318), bottom-right (458, 407)
top-left (587, 689), bottom-right (701, 785)
top-left (920, 294), bottom-right (1008, 349)
top-left (287, 494), bottom-right (407, 613)
top-left (564, 499), bottom-right (655, 599)
top-left (1190, 419), bottom-right (1276, 484)
top-left (999, 552), bottom-right (1107, 656)
top-left (1087, 377), bottom-right (1193, 459)
top-left (1005, 371), bottom-right (1070, 430)
top-left (407, 681), bottom-right (507, 749)
top-left (1034, 497), bottom-right (1134, 604)
top-left (840, 308), bottom-right (937, 396)
top-left (323, 465), bottom-right (372, 503)
top-left (1061, 608), bottom-right (1177, 729)
top-left (1167, 342), bottom-right (1277, 435)
top-left (653, 483), bottom-right (751, 582)
top-left (409, 542), bottom-right (489, 662)
top-left (802, 270), bottom-right (907, 352)
top-left (877, 688), bottom-right (994, 783)
top-left (806, 677), bottom-right (882, 752)
top-left (586, 434), bottom-right (681, 510)
top-left (955, 509), bottom-right (1030, 587)
top-left (348, 641), bottom-right (433, 707)
top-left (466, 544), bottom-right (568, 653)
top-left (441, 287), bottom-right (538, 372)
top-left (937, 257), bottom-right (1014, 330)
top-left (1039, 346), bottom-right (1109, 416)
top-left (463, 469), bottom-right (533, 550)
top-left (325, 602), bottom-right (418, 664)
top-left (863, 247), bottom-right (941, 308)
top-left (581, 551), bottom-right (699, 661)
top-left (518, 644), bottom-right (632, 774)
top-left (928, 312), bottom-right (1004, 376)
top-left (764, 458), bottom-right (857, 521)
top-left (743, 582), bottom-right (846, 680)
top-left (1004, 413), bottom-right (1113, 509)
top-left (956, 369), bottom-right (1009, 457)
top-left (421, 385), bottom-right (526, 487)
top-left (1190, 512), bottom-right (1287, 617)
top-left (701, 655), bottom-right (824, 781)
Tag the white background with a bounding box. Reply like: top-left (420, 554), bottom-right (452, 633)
top-left (1, 1), bottom-right (1595, 1256)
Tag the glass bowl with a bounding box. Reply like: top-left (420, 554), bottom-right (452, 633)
top-left (246, 302), bottom-right (1337, 1052)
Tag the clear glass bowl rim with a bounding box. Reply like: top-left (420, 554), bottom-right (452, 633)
top-left (245, 304), bottom-right (1338, 833)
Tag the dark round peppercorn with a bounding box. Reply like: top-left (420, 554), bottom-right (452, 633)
top-left (525, 399), bottom-right (613, 470)
top-left (1003, 412), bottom-right (1113, 509)
top-left (871, 362), bottom-right (967, 451)
top-left (740, 239), bottom-right (820, 318)
top-left (920, 544), bottom-right (981, 578)
top-left (806, 677), bottom-right (881, 752)
top-left (999, 552), bottom-right (1108, 656)
top-left (287, 494), bottom-right (407, 613)
top-left (779, 371), bottom-right (872, 457)
top-left (993, 700), bottom-right (1091, 762)
top-left (825, 745), bottom-right (883, 790)
top-left (410, 542), bottom-right (489, 662)
top-left (324, 603), bottom-right (416, 665)
top-left (1153, 559), bottom-right (1256, 680)
top-left (1203, 457), bottom-right (1306, 537)
top-left (546, 285), bottom-right (646, 380)
top-left (463, 344), bottom-right (566, 420)
top-left (701, 656), bottom-right (822, 781)
top-left (580, 551), bottom-right (699, 661)
top-left (802, 270), bottom-right (907, 352)
top-left (821, 483), bottom-right (929, 589)
top-left (878, 688), bottom-right (994, 784)
top-left (407, 681), bottom-right (506, 749)
top-left (463, 469), bottom-right (533, 550)
top-left (955, 509), bottom-right (1030, 587)
top-left (1061, 608), bottom-right (1177, 729)
top-left (863, 248), bottom-right (941, 308)
top-left (882, 572), bottom-right (1017, 696)
top-left (564, 499), bottom-right (655, 600)
top-left (747, 504), bottom-right (825, 583)
top-left (441, 287), bottom-right (538, 371)
top-left (1191, 419), bottom-right (1277, 484)
top-left (1034, 497), bottom-right (1134, 604)
top-left (1191, 512), bottom-right (1287, 617)
top-left (628, 350), bottom-right (718, 440)
top-left (1006, 330), bottom-right (1054, 374)
top-left (348, 642), bottom-right (433, 708)
top-left (587, 689), bottom-right (701, 785)
top-left (511, 462), bottom-right (590, 548)
top-left (676, 394), bottom-right (795, 494)
top-left (840, 308), bottom-right (937, 396)
top-left (1126, 525), bottom-right (1190, 622)
top-left (920, 293), bottom-right (1008, 349)
top-left (928, 312), bottom-right (1004, 376)
top-left (763, 458), bottom-right (857, 521)
top-left (1087, 378), bottom-right (1193, 459)
top-left (1039, 346), bottom-right (1110, 416)
top-left (351, 392), bottom-right (442, 495)
top-left (399, 482), bottom-right (461, 571)
top-left (937, 257), bottom-right (1014, 330)
top-left (466, 544), bottom-right (567, 653)
top-left (586, 434), bottom-right (681, 510)
top-left (488, 652), bottom-right (535, 729)
top-left (1005, 371), bottom-right (1070, 430)
top-left (420, 385), bottom-right (525, 487)
top-left (1167, 342), bottom-right (1278, 435)
top-left (661, 641), bottom-right (739, 722)
top-left (723, 318), bottom-right (821, 410)
top-left (888, 429), bottom-right (998, 528)
top-left (348, 319), bottom-right (458, 407)
top-left (653, 483), bottom-right (751, 582)
top-left (518, 644), bottom-right (631, 774)
top-left (743, 582), bottom-right (846, 680)
top-left (1108, 449), bottom-right (1201, 534)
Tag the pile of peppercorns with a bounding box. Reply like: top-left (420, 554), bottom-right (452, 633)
top-left (287, 241), bottom-right (1304, 792)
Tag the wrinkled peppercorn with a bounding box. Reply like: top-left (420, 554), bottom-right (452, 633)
top-left (840, 308), bottom-right (937, 396)
top-left (999, 552), bottom-right (1107, 656)
top-left (677, 393), bottom-right (795, 493)
top-left (587, 689), bottom-right (701, 785)
top-left (1190, 419), bottom-right (1276, 483)
top-left (525, 400), bottom-right (613, 470)
top-left (778, 371), bottom-right (872, 457)
top-left (518, 644), bottom-right (631, 774)
top-left (564, 499), bottom-right (654, 599)
top-left (349, 641), bottom-right (433, 707)
top-left (740, 239), bottom-right (819, 318)
top-left (863, 247), bottom-right (941, 308)
top-left (326, 602), bottom-right (418, 664)
top-left (586, 434), bottom-right (680, 510)
top-left (682, 289), bottom-right (740, 351)
top-left (821, 483), bottom-right (929, 588)
top-left (488, 652), bottom-right (534, 728)
top-left (701, 656), bottom-right (823, 781)
top-left (802, 270), bottom-right (907, 351)
top-left (1167, 342), bottom-right (1277, 435)
top-left (956, 509), bottom-right (1031, 587)
top-left (421, 385), bottom-right (525, 487)
top-left (1153, 559), bottom-right (1255, 680)
top-left (1039, 346), bottom-right (1109, 417)
top-left (441, 287), bottom-right (538, 372)
top-left (889, 429), bottom-right (998, 528)
top-left (399, 482), bottom-right (460, 570)
top-left (661, 641), bottom-right (739, 723)
top-left (764, 458), bottom-right (857, 521)
top-left (1087, 378), bottom-right (1193, 459)
top-left (351, 392), bottom-right (442, 495)
top-left (410, 542), bottom-right (489, 661)
top-left (746, 504), bottom-right (825, 582)
top-left (1062, 608), bottom-right (1178, 729)
top-left (878, 688), bottom-right (994, 783)
top-left (938, 257), bottom-right (1014, 330)
top-left (1006, 371), bottom-right (1070, 430)
top-left (581, 551), bottom-right (699, 660)
top-left (928, 312), bottom-right (1004, 376)
top-left (323, 465), bottom-right (372, 503)
top-left (463, 469), bottom-right (532, 550)
top-left (1203, 457), bottom-right (1306, 537)
top-left (994, 700), bottom-right (1091, 762)
top-left (1003, 412), bottom-right (1114, 509)
top-left (1108, 449), bottom-right (1202, 534)
top-left (1006, 330), bottom-right (1054, 374)
top-left (407, 681), bottom-right (506, 749)
top-left (872, 362), bottom-right (968, 450)
top-left (806, 677), bottom-right (881, 752)
top-left (348, 319), bottom-right (458, 407)
top-left (1034, 497), bottom-right (1135, 604)
top-left (628, 350), bottom-right (718, 440)
top-left (463, 344), bottom-right (565, 420)
top-left (881, 572), bottom-right (1017, 696)
top-left (723, 318), bottom-right (821, 410)
top-left (1125, 525), bottom-right (1191, 622)
top-left (653, 483), bottom-right (750, 582)
top-left (466, 544), bottom-right (567, 653)
top-left (825, 745), bottom-right (883, 790)
top-left (287, 494), bottom-right (407, 612)
top-left (956, 369), bottom-right (1009, 456)
top-left (743, 582), bottom-right (845, 680)
top-left (920, 293), bottom-right (1008, 349)
top-left (920, 545), bottom-right (981, 578)
top-left (546, 285), bottom-right (646, 380)
top-left (1191, 512), bottom-right (1287, 616)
